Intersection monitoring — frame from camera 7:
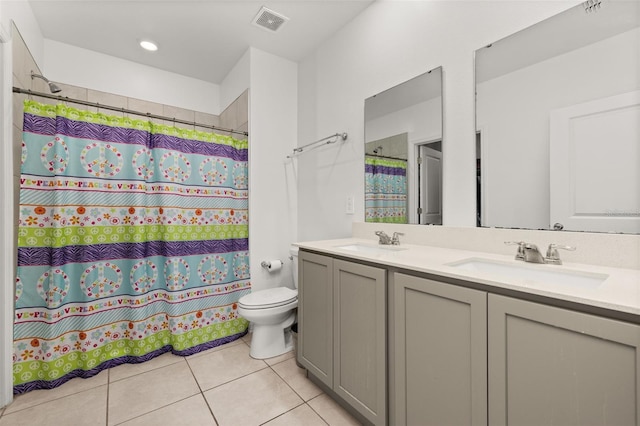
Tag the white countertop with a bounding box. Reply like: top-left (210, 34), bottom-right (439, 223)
top-left (295, 238), bottom-right (640, 318)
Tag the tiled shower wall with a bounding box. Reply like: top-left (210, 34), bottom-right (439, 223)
top-left (11, 21), bottom-right (248, 277)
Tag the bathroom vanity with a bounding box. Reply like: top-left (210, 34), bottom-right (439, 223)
top-left (295, 238), bottom-right (640, 426)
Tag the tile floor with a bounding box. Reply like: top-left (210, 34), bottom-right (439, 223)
top-left (0, 334), bottom-right (362, 426)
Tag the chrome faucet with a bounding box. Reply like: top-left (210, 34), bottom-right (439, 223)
top-left (506, 241), bottom-right (576, 264)
top-left (522, 243), bottom-right (546, 264)
top-left (375, 231), bottom-right (392, 245)
top-left (391, 232), bottom-right (404, 245)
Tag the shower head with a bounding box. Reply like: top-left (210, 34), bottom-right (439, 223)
top-left (48, 82), bottom-right (62, 94)
top-left (373, 146), bottom-right (383, 154)
top-left (31, 72), bottom-right (62, 94)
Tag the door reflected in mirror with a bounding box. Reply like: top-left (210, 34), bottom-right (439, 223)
top-left (475, 0), bottom-right (640, 234)
top-left (364, 67), bottom-right (443, 224)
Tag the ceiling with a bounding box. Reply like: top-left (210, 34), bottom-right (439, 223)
top-left (28, 0), bottom-right (375, 84)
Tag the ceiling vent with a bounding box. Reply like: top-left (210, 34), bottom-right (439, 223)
top-left (252, 6), bottom-right (289, 33)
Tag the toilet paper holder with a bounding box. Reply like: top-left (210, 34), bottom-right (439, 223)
top-left (261, 260), bottom-right (282, 270)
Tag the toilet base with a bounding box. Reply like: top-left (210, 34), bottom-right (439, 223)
top-left (248, 311), bottom-right (297, 359)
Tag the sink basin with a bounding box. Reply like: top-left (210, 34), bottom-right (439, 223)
top-left (447, 258), bottom-right (608, 288)
top-left (336, 243), bottom-right (408, 254)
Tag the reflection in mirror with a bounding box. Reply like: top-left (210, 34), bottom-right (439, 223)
top-left (364, 67), bottom-right (443, 224)
top-left (476, 0), bottom-right (640, 234)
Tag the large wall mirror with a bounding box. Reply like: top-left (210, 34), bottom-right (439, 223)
top-left (364, 67), bottom-right (443, 224)
top-left (476, 0), bottom-right (640, 234)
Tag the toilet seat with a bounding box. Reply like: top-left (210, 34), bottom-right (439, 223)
top-left (238, 287), bottom-right (297, 310)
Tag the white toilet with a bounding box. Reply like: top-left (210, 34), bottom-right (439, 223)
top-left (238, 247), bottom-right (299, 359)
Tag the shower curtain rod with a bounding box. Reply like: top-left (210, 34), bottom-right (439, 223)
top-left (365, 153), bottom-right (407, 162)
top-left (12, 87), bottom-right (249, 137)
top-left (287, 132), bottom-right (348, 158)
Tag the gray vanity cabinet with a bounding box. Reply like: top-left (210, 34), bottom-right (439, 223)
top-left (488, 294), bottom-right (640, 425)
top-left (298, 250), bottom-right (387, 425)
top-left (393, 273), bottom-right (488, 426)
top-left (298, 251), bottom-right (334, 387)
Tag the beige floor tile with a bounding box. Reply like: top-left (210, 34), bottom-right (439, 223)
top-left (263, 349), bottom-right (295, 366)
top-left (108, 360), bottom-right (200, 425)
top-left (203, 368), bottom-right (303, 426)
top-left (5, 370), bottom-right (108, 414)
top-left (308, 394), bottom-right (362, 426)
top-left (187, 342), bottom-right (267, 391)
top-left (109, 351), bottom-right (184, 383)
top-left (0, 384), bottom-right (107, 426)
top-left (271, 358), bottom-right (323, 401)
top-left (186, 338), bottom-right (244, 360)
top-left (264, 404), bottom-right (328, 426)
top-left (118, 394), bottom-right (215, 426)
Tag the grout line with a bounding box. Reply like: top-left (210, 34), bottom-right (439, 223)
top-left (110, 394), bottom-right (203, 426)
top-left (268, 358), bottom-right (310, 403)
top-left (306, 395), bottom-right (331, 426)
top-left (4, 372), bottom-right (109, 416)
top-left (184, 352), bottom-right (220, 425)
top-left (107, 353), bottom-right (185, 384)
top-left (264, 351), bottom-right (295, 368)
top-left (184, 345), bottom-right (270, 393)
top-left (107, 360), bottom-right (199, 426)
top-left (257, 401), bottom-right (307, 426)
top-left (195, 363), bottom-right (271, 393)
top-left (263, 356), bottom-right (333, 424)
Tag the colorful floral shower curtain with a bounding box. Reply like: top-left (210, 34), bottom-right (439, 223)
top-left (14, 100), bottom-right (250, 394)
top-left (365, 156), bottom-right (408, 223)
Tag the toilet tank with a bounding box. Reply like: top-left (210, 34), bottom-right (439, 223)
top-left (290, 246), bottom-right (299, 289)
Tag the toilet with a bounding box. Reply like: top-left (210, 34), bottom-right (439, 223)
top-left (238, 247), bottom-right (299, 359)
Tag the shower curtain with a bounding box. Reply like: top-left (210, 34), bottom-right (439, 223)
top-left (14, 100), bottom-right (250, 393)
top-left (365, 156), bottom-right (408, 223)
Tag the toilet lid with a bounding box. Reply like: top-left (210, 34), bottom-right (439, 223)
top-left (239, 287), bottom-right (298, 309)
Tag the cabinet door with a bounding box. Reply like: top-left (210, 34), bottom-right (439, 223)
top-left (298, 251), bottom-right (333, 388)
top-left (334, 259), bottom-right (387, 425)
top-left (489, 294), bottom-right (640, 425)
top-left (394, 273), bottom-right (487, 426)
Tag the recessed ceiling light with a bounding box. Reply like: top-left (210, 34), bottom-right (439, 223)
top-left (140, 40), bottom-right (158, 51)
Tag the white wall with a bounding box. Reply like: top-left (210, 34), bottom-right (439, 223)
top-left (44, 40), bottom-right (221, 115)
top-left (221, 49), bottom-right (250, 112)
top-left (477, 27), bottom-right (640, 229)
top-left (296, 0), bottom-right (580, 242)
top-left (248, 48), bottom-right (298, 291)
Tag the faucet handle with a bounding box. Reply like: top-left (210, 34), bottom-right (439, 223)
top-left (391, 232), bottom-right (404, 245)
top-left (545, 243), bottom-right (576, 265)
top-left (505, 241), bottom-right (526, 261)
